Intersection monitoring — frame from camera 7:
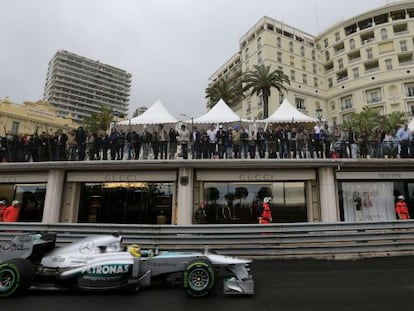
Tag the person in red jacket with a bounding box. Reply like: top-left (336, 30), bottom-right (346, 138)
top-left (395, 195), bottom-right (410, 220)
top-left (0, 200), bottom-right (6, 222)
top-left (259, 197), bottom-right (273, 224)
top-left (3, 200), bottom-right (21, 222)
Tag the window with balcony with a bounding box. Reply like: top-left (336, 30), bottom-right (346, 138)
top-left (328, 78), bottom-right (333, 88)
top-left (295, 97), bottom-right (306, 110)
top-left (303, 74), bottom-right (307, 85)
top-left (277, 51), bottom-right (282, 62)
top-left (358, 18), bottom-right (373, 30)
top-left (360, 31), bottom-right (375, 46)
top-left (300, 46), bottom-right (305, 57)
top-left (324, 38), bottom-right (329, 48)
top-left (345, 24), bottom-right (357, 36)
top-left (365, 88), bottom-right (382, 104)
top-left (324, 61), bottom-right (334, 74)
top-left (391, 10), bottom-right (406, 21)
top-left (374, 13), bottom-right (389, 25)
top-left (314, 77), bottom-right (319, 88)
top-left (257, 37), bottom-right (262, 49)
top-left (340, 96), bottom-right (353, 110)
top-left (245, 48), bottom-right (249, 60)
top-left (290, 56), bottom-right (295, 67)
top-left (348, 50), bottom-right (361, 63)
top-left (313, 63), bottom-right (317, 74)
top-left (289, 42), bottom-right (293, 53)
top-left (398, 53), bottom-right (413, 66)
top-left (336, 70), bottom-right (348, 83)
top-left (301, 60), bottom-right (306, 71)
top-left (364, 60), bottom-right (379, 73)
top-left (334, 42), bottom-right (345, 54)
top-left (312, 50), bottom-right (316, 60)
top-left (325, 51), bottom-right (330, 61)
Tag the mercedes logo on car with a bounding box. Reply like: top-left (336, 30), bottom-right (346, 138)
top-left (79, 240), bottom-right (94, 254)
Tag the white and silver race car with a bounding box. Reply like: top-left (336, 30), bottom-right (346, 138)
top-left (0, 233), bottom-right (254, 298)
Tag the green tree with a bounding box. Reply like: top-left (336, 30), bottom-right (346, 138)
top-left (82, 104), bottom-right (116, 133)
top-left (243, 64), bottom-right (290, 118)
top-left (342, 107), bottom-right (382, 133)
top-left (381, 111), bottom-right (408, 132)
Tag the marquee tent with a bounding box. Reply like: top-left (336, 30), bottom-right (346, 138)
top-left (261, 98), bottom-right (318, 123)
top-left (192, 99), bottom-right (250, 124)
top-left (117, 100), bottom-right (177, 125)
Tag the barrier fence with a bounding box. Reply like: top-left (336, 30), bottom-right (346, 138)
top-left (1, 221), bottom-right (414, 260)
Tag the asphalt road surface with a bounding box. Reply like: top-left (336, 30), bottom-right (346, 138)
top-left (5, 256), bottom-right (414, 311)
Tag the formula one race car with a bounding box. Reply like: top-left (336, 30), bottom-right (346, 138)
top-left (0, 233), bottom-right (254, 298)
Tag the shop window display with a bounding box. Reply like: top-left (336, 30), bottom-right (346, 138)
top-left (203, 182), bottom-right (306, 224)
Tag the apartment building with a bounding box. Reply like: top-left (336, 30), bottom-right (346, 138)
top-left (209, 1), bottom-right (414, 126)
top-left (43, 50), bottom-right (132, 123)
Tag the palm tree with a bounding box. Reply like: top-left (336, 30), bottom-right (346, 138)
top-left (82, 104), bottom-right (116, 133)
top-left (205, 72), bottom-right (244, 108)
top-left (243, 64), bottom-right (290, 118)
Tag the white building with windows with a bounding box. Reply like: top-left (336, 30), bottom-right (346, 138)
top-left (44, 50), bottom-right (132, 123)
top-left (209, 1), bottom-right (414, 126)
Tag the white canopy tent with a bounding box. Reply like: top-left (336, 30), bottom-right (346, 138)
top-left (192, 99), bottom-right (250, 124)
top-left (261, 98), bottom-right (318, 123)
top-left (117, 100), bottom-right (177, 126)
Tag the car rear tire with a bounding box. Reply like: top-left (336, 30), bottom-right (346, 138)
top-left (0, 258), bottom-right (35, 298)
top-left (183, 258), bottom-right (215, 297)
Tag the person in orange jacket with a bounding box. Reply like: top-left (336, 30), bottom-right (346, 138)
top-left (3, 200), bottom-right (21, 222)
top-left (259, 197), bottom-right (273, 224)
top-left (0, 200), bottom-right (6, 222)
top-left (395, 195), bottom-right (410, 220)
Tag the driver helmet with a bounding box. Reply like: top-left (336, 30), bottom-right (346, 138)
top-left (398, 195), bottom-right (405, 201)
top-left (0, 200), bottom-right (5, 206)
top-left (11, 200), bottom-right (20, 206)
top-left (128, 244), bottom-right (141, 257)
top-left (263, 197), bottom-right (273, 204)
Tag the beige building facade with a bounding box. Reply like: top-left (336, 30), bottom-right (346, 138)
top-left (0, 97), bottom-right (77, 135)
top-left (209, 1), bottom-right (414, 126)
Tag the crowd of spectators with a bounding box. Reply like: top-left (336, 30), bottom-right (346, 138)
top-left (1, 122), bottom-right (413, 162)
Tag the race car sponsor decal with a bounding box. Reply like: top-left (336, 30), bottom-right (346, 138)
top-left (81, 264), bottom-right (130, 276)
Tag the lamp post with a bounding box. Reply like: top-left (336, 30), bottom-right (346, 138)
top-left (181, 113), bottom-right (194, 159)
top-left (180, 113), bottom-right (193, 131)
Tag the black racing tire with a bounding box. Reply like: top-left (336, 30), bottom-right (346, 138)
top-left (0, 258), bottom-right (35, 298)
top-left (183, 258), bottom-right (215, 297)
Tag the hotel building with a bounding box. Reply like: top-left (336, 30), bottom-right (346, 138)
top-left (209, 1), bottom-right (414, 125)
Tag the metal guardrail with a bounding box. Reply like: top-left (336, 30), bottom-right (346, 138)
top-left (2, 221), bottom-right (414, 260)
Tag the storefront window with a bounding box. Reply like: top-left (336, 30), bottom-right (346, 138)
top-left (78, 182), bottom-right (174, 224)
top-left (0, 183), bottom-right (46, 222)
top-left (202, 182), bottom-right (306, 224)
top-left (339, 182), bottom-right (396, 221)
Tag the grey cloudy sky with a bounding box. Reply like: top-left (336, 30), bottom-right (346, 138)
top-left (1, 0), bottom-right (389, 119)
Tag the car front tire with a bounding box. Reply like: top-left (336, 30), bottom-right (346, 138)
top-left (183, 258), bottom-right (215, 297)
